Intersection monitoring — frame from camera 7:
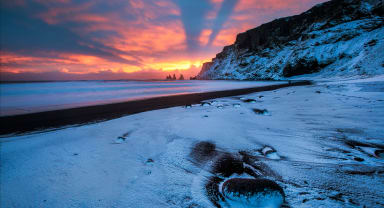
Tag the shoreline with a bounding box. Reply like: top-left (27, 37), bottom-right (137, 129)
top-left (0, 80), bottom-right (311, 136)
top-left (2, 78), bottom-right (383, 207)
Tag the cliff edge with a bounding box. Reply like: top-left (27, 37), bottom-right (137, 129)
top-left (197, 0), bottom-right (384, 80)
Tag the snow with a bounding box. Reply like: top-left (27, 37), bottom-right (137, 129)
top-left (0, 80), bottom-right (285, 116)
top-left (1, 77), bottom-right (383, 207)
top-left (198, 4), bottom-right (384, 81)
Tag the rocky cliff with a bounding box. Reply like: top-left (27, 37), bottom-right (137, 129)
top-left (197, 0), bottom-right (384, 80)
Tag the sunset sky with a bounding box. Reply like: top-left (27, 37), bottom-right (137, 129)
top-left (0, 0), bottom-right (327, 81)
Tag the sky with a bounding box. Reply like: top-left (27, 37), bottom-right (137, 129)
top-left (0, 0), bottom-right (327, 81)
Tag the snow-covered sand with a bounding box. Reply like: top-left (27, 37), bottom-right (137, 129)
top-left (1, 77), bottom-right (384, 207)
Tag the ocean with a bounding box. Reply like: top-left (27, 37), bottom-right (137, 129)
top-left (0, 80), bottom-right (284, 116)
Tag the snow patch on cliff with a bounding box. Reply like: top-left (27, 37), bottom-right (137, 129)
top-left (198, 1), bottom-right (384, 81)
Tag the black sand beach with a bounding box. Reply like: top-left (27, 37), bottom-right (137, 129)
top-left (0, 80), bottom-right (310, 136)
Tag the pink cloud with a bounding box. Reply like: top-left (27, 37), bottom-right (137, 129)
top-left (1, 0), bottom-right (328, 80)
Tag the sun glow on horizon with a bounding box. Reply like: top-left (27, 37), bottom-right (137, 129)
top-left (146, 59), bottom-right (209, 72)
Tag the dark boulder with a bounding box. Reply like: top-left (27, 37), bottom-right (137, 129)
top-left (221, 178), bottom-right (285, 206)
top-left (190, 141), bottom-right (217, 162)
top-left (212, 154), bottom-right (244, 177)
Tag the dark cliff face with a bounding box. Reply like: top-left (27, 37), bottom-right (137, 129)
top-left (234, 0), bottom-right (382, 52)
top-left (200, 62), bottom-right (214, 74)
top-left (197, 0), bottom-right (384, 80)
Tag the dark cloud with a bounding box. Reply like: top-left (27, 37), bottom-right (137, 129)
top-left (0, 0), bottom-right (329, 81)
top-left (172, 0), bottom-right (239, 50)
top-left (1, 0), bottom-right (237, 64)
top-left (0, 1), bottom-right (140, 65)
top-left (207, 0), bottom-right (239, 46)
top-left (172, 0), bottom-right (213, 52)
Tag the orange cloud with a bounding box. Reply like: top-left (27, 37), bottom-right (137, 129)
top-left (199, 29), bottom-right (213, 46)
top-left (212, 25), bottom-right (252, 46)
top-left (62, 54), bottom-right (105, 65)
top-left (235, 0), bottom-right (321, 11)
top-left (107, 22), bottom-right (186, 53)
top-left (1, 0), bottom-right (327, 80)
top-left (146, 58), bottom-right (210, 71)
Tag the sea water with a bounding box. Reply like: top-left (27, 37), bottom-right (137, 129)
top-left (0, 80), bottom-right (284, 116)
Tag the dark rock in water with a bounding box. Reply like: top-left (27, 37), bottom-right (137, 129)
top-left (346, 170), bottom-right (376, 175)
top-left (345, 140), bottom-right (371, 148)
top-left (366, 39), bottom-right (377, 47)
top-left (354, 157), bottom-right (364, 162)
top-left (146, 158), bottom-right (154, 163)
top-left (375, 150), bottom-right (384, 158)
top-left (261, 146), bottom-right (281, 160)
top-left (233, 103), bottom-right (241, 108)
top-left (122, 131), bottom-right (132, 137)
top-left (212, 154), bottom-right (244, 177)
top-left (243, 99), bottom-right (257, 103)
top-left (261, 146), bottom-right (275, 155)
top-left (329, 193), bottom-right (344, 202)
top-left (216, 105), bottom-right (224, 109)
top-left (201, 102), bottom-right (212, 107)
top-left (344, 139), bottom-right (384, 158)
top-left (221, 178), bottom-right (285, 207)
top-left (190, 141), bottom-right (217, 163)
top-left (348, 198), bottom-right (360, 206)
top-left (253, 109), bottom-right (270, 115)
top-left (185, 104), bottom-right (192, 108)
top-left (115, 136), bottom-right (127, 143)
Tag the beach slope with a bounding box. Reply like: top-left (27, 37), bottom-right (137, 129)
top-left (1, 77), bottom-right (384, 207)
